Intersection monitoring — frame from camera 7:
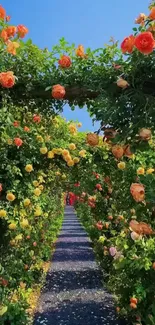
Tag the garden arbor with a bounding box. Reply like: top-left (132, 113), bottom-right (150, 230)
top-left (1, 2), bottom-right (155, 325)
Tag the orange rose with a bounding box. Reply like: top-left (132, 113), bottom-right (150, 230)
top-left (117, 78), bottom-right (129, 89)
top-left (112, 145), bottom-right (124, 159)
top-left (75, 45), bottom-right (85, 58)
top-left (149, 7), bottom-right (155, 20)
top-left (139, 128), bottom-right (151, 141)
top-left (24, 126), bottom-right (30, 132)
top-left (0, 71), bottom-right (15, 88)
top-left (13, 121), bottom-right (20, 127)
top-left (0, 29), bottom-right (8, 42)
top-left (14, 137), bottom-right (23, 147)
top-left (130, 183), bottom-right (145, 202)
top-left (5, 26), bottom-right (17, 38)
top-left (58, 55), bottom-right (72, 68)
top-left (0, 5), bottom-right (6, 20)
top-left (17, 24), bottom-right (28, 38)
top-left (135, 13), bottom-right (146, 25)
top-left (121, 35), bottom-right (135, 54)
top-left (7, 41), bottom-right (20, 55)
top-left (135, 32), bottom-right (155, 55)
top-left (52, 84), bottom-right (66, 99)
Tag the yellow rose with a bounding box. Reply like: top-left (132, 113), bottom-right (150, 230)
top-left (25, 164), bottom-right (33, 173)
top-left (40, 147), bottom-right (48, 154)
top-left (0, 210), bottom-right (7, 218)
top-left (55, 171), bottom-right (61, 176)
top-left (69, 124), bottom-right (77, 135)
top-left (15, 234), bottom-right (23, 241)
top-left (146, 168), bottom-right (154, 174)
top-left (34, 188), bottom-right (41, 196)
top-left (79, 150), bottom-right (86, 157)
top-left (73, 157), bottom-right (80, 164)
top-left (34, 207), bottom-right (42, 216)
top-left (39, 185), bottom-right (44, 191)
top-left (6, 192), bottom-right (16, 202)
top-left (67, 160), bottom-right (74, 167)
top-left (56, 148), bottom-right (62, 155)
top-left (7, 138), bottom-right (13, 145)
top-left (62, 174), bottom-right (66, 179)
top-left (48, 151), bottom-right (54, 159)
top-left (23, 198), bottom-right (31, 207)
top-left (8, 223), bottom-right (17, 230)
top-left (36, 135), bottom-right (43, 142)
top-left (137, 167), bottom-right (145, 175)
top-left (10, 239), bottom-right (16, 246)
top-left (20, 219), bottom-right (29, 228)
top-left (38, 175), bottom-right (45, 183)
top-left (69, 143), bottom-right (76, 150)
top-left (77, 122), bottom-right (82, 128)
top-left (33, 180), bottom-right (39, 187)
top-left (117, 162), bottom-right (126, 170)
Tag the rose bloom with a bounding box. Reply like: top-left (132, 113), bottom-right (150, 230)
top-left (137, 167), bottom-right (145, 175)
top-left (24, 126), bottom-right (30, 132)
top-left (112, 145), bottom-right (124, 159)
top-left (5, 26), bottom-right (16, 38)
top-left (134, 32), bottom-right (155, 55)
top-left (0, 71), bottom-right (15, 88)
top-left (139, 128), bottom-right (151, 141)
top-left (117, 78), bottom-right (129, 89)
top-left (131, 231), bottom-right (141, 241)
top-left (75, 45), bottom-right (85, 58)
top-left (149, 7), bottom-right (155, 20)
top-left (52, 84), bottom-right (66, 99)
top-left (14, 137), bottom-right (23, 147)
top-left (96, 221), bottom-right (103, 230)
top-left (0, 29), bottom-right (8, 42)
top-left (121, 35), bottom-right (135, 54)
top-left (130, 183), bottom-right (145, 202)
top-left (109, 247), bottom-right (117, 257)
top-left (135, 13), bottom-right (146, 25)
top-left (17, 24), bottom-right (28, 38)
top-left (13, 120), bottom-right (20, 127)
top-left (0, 5), bottom-right (6, 20)
top-left (33, 114), bottom-right (41, 123)
top-left (0, 183), bottom-right (2, 192)
top-left (58, 55), bottom-right (72, 68)
top-left (7, 41), bottom-right (20, 55)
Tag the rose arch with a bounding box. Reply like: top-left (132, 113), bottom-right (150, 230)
top-left (1, 2), bottom-right (155, 325)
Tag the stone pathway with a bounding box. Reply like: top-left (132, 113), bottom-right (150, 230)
top-left (33, 206), bottom-right (125, 325)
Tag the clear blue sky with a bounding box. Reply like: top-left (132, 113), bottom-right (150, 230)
top-left (2, 0), bottom-right (149, 132)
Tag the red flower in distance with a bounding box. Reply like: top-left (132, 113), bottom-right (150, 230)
top-left (14, 137), bottom-right (23, 147)
top-left (33, 114), bottom-right (41, 123)
top-left (13, 121), bottom-right (20, 127)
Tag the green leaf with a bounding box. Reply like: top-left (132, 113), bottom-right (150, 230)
top-left (0, 305), bottom-right (8, 316)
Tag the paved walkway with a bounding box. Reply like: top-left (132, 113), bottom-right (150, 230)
top-left (33, 206), bottom-right (125, 325)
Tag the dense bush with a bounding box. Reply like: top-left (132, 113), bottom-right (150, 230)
top-left (1, 2), bottom-right (155, 324)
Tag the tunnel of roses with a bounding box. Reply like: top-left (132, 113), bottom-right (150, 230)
top-left (1, 1), bottom-right (155, 325)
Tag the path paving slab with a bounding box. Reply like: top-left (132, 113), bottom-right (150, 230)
top-left (33, 206), bottom-right (126, 325)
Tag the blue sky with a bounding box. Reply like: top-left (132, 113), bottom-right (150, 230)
top-left (2, 0), bottom-right (149, 131)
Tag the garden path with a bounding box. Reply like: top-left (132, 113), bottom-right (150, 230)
top-left (33, 206), bottom-right (125, 325)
